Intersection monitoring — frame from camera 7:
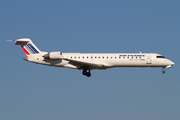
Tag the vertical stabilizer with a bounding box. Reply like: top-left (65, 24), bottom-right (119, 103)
top-left (14, 38), bottom-right (41, 56)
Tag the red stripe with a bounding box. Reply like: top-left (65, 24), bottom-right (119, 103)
top-left (21, 45), bottom-right (30, 55)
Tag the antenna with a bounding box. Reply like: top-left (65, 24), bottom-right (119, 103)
top-left (7, 40), bottom-right (15, 42)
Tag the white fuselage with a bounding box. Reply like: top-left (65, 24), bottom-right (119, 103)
top-left (25, 52), bottom-right (174, 70)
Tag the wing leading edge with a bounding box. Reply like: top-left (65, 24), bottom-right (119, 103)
top-left (63, 58), bottom-right (106, 70)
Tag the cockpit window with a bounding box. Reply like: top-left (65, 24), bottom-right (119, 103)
top-left (157, 56), bottom-right (166, 58)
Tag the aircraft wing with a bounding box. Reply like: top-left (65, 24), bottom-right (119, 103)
top-left (63, 58), bottom-right (104, 70)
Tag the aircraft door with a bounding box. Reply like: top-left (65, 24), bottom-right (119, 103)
top-left (146, 56), bottom-right (152, 64)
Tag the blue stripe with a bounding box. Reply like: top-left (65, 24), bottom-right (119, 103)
top-left (23, 43), bottom-right (34, 54)
top-left (26, 44), bottom-right (36, 54)
top-left (25, 44), bottom-right (34, 54)
top-left (28, 44), bottom-right (39, 53)
top-left (27, 44), bottom-right (36, 54)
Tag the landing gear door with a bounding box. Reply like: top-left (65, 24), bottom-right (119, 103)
top-left (146, 56), bottom-right (152, 64)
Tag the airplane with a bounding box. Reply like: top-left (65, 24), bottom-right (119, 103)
top-left (8, 38), bottom-right (175, 77)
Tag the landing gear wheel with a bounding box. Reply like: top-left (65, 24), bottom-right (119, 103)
top-left (86, 72), bottom-right (91, 77)
top-left (162, 67), bottom-right (165, 74)
top-left (82, 70), bottom-right (87, 75)
top-left (82, 68), bottom-right (91, 77)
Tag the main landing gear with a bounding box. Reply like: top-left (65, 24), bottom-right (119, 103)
top-left (82, 68), bottom-right (91, 77)
top-left (162, 67), bottom-right (165, 74)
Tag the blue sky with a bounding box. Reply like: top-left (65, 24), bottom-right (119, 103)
top-left (1, 0), bottom-right (180, 120)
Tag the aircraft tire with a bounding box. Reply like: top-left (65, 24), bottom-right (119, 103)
top-left (82, 70), bottom-right (87, 75)
top-left (86, 72), bottom-right (91, 77)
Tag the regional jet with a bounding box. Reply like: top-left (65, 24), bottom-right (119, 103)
top-left (8, 38), bottom-right (175, 77)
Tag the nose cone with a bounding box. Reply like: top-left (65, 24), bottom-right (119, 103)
top-left (171, 61), bottom-right (175, 66)
top-left (168, 60), bottom-right (175, 66)
top-left (166, 60), bottom-right (175, 68)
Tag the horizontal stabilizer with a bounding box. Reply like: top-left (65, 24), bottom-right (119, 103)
top-left (14, 38), bottom-right (31, 45)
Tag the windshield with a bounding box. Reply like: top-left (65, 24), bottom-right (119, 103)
top-left (157, 56), bottom-right (166, 58)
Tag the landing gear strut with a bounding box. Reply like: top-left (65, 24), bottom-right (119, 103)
top-left (162, 67), bottom-right (165, 74)
top-left (82, 68), bottom-right (91, 77)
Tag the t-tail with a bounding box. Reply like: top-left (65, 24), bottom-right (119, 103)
top-left (8, 38), bottom-right (41, 56)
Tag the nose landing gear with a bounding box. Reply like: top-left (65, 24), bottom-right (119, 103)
top-left (82, 68), bottom-right (91, 77)
top-left (162, 67), bottom-right (165, 74)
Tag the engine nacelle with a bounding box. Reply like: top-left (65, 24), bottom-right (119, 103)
top-left (47, 51), bottom-right (64, 59)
